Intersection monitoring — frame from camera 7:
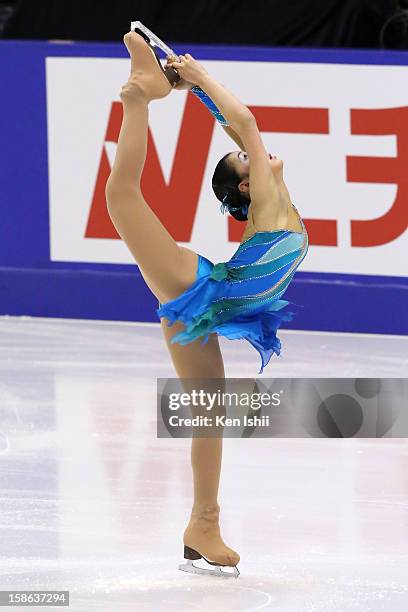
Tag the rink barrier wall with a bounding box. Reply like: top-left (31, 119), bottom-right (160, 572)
top-left (0, 41), bottom-right (407, 334)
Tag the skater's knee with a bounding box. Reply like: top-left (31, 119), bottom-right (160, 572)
top-left (105, 177), bottom-right (142, 210)
top-left (105, 176), bottom-right (120, 205)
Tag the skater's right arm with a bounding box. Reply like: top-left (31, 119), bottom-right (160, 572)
top-left (169, 54), bottom-right (284, 221)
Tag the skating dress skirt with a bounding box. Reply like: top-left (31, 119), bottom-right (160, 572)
top-left (157, 217), bottom-right (308, 374)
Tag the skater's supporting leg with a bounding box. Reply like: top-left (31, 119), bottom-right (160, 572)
top-left (160, 319), bottom-right (240, 567)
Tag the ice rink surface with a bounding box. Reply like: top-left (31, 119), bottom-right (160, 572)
top-left (1, 315), bottom-right (407, 611)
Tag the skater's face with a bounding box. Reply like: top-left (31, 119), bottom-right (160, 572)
top-left (228, 151), bottom-right (284, 188)
top-left (229, 150), bottom-right (284, 173)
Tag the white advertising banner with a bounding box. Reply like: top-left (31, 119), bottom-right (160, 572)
top-left (46, 57), bottom-right (408, 276)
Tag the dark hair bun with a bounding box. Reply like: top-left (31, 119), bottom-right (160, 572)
top-left (212, 153), bottom-right (250, 222)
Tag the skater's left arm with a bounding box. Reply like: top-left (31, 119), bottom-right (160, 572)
top-left (168, 54), bottom-right (254, 133)
top-left (221, 125), bottom-right (245, 151)
top-left (169, 54), bottom-right (285, 221)
top-left (166, 56), bottom-right (245, 150)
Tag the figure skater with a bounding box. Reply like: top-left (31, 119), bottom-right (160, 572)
top-left (106, 30), bottom-right (308, 577)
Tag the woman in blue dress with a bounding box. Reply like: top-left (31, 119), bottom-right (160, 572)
top-left (106, 31), bottom-right (308, 577)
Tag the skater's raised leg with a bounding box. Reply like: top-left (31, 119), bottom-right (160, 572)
top-left (106, 32), bottom-right (198, 305)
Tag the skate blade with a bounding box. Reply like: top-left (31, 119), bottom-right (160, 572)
top-left (179, 559), bottom-right (240, 579)
top-left (130, 21), bottom-right (181, 87)
top-left (130, 20), bottom-right (179, 60)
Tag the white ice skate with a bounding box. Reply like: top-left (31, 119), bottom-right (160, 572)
top-left (178, 545), bottom-right (240, 578)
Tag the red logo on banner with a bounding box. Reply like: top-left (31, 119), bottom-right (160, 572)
top-left (86, 96), bottom-right (407, 248)
top-left (249, 105), bottom-right (333, 245)
top-left (347, 106), bottom-right (408, 247)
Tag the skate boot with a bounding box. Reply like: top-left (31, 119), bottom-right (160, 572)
top-left (128, 21), bottom-right (181, 88)
top-left (179, 506), bottom-right (240, 578)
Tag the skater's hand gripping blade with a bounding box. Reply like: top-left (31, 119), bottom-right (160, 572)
top-left (179, 559), bottom-right (240, 578)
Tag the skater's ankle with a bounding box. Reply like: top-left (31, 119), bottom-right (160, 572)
top-left (120, 88), bottom-right (147, 106)
top-left (189, 503), bottom-right (220, 523)
top-left (191, 502), bottom-right (220, 514)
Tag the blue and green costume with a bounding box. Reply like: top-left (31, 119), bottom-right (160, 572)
top-left (157, 225), bottom-right (308, 374)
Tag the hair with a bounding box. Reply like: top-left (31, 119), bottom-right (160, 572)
top-left (211, 153), bottom-right (250, 222)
